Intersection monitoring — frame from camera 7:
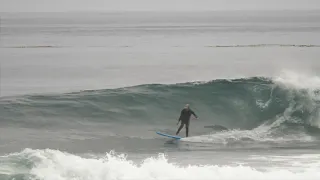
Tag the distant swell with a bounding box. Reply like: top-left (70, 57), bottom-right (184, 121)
top-left (4, 44), bottom-right (320, 48)
top-left (206, 44), bottom-right (320, 48)
top-left (4, 45), bottom-right (63, 48)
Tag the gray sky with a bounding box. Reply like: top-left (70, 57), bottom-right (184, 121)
top-left (1, 0), bottom-right (320, 12)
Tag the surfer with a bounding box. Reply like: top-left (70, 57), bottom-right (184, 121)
top-left (176, 104), bottom-right (198, 137)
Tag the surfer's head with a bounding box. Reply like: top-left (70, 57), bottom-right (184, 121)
top-left (184, 104), bottom-right (190, 109)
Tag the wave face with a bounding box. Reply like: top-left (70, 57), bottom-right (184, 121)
top-left (1, 148), bottom-right (320, 180)
top-left (1, 72), bottom-right (320, 145)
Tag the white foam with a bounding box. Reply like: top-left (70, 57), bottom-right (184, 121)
top-left (249, 154), bottom-right (320, 171)
top-left (16, 148), bottom-right (320, 180)
top-left (272, 70), bottom-right (320, 128)
top-left (182, 116), bottom-right (314, 145)
top-left (273, 70), bottom-right (320, 91)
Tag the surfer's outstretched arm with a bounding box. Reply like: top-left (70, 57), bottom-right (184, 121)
top-left (191, 110), bottom-right (198, 118)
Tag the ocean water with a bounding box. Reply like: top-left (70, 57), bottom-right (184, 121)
top-left (1, 10), bottom-right (320, 180)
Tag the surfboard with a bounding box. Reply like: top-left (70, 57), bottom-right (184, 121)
top-left (156, 131), bottom-right (182, 140)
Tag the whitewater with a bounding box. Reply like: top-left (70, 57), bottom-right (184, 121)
top-left (1, 10), bottom-right (320, 180)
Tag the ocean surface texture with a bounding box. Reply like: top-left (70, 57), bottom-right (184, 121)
top-left (1, 10), bottom-right (320, 180)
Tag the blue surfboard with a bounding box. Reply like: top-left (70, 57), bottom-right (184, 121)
top-left (156, 131), bottom-right (182, 140)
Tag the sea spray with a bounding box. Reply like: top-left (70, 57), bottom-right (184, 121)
top-left (1, 148), bottom-right (320, 180)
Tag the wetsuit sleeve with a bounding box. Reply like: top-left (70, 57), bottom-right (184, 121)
top-left (191, 110), bottom-right (198, 118)
top-left (178, 110), bottom-right (183, 122)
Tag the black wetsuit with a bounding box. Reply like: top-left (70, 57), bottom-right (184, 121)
top-left (176, 108), bottom-right (198, 137)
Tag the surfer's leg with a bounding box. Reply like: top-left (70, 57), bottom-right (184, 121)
top-left (176, 123), bottom-right (184, 135)
top-left (186, 122), bottom-right (189, 137)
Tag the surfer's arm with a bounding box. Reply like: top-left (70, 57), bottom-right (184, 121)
top-left (191, 110), bottom-right (198, 118)
top-left (177, 110), bottom-right (183, 124)
top-left (177, 118), bottom-right (181, 125)
top-left (177, 117), bottom-right (181, 123)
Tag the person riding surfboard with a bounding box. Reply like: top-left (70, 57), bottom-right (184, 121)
top-left (176, 104), bottom-right (198, 137)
